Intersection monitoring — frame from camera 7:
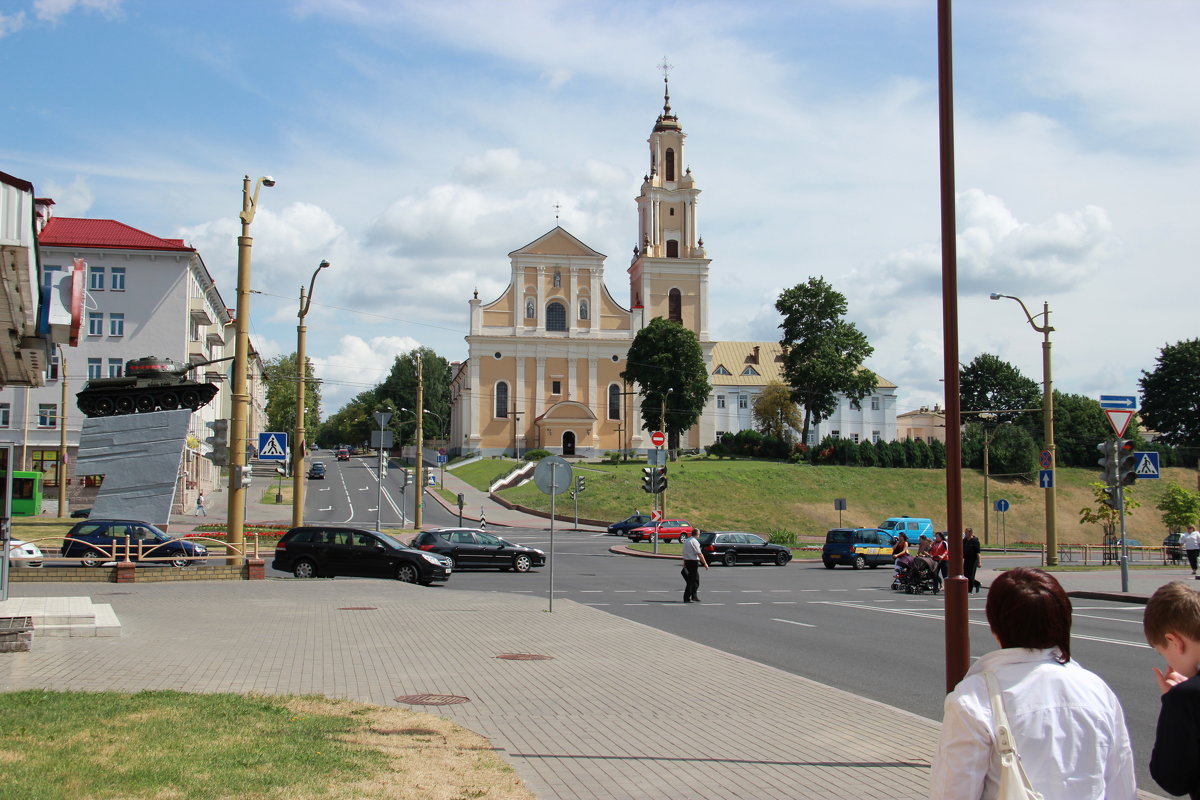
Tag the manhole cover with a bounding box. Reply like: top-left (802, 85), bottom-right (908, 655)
top-left (495, 653), bottom-right (554, 661)
top-left (337, 607), bottom-right (377, 611)
top-left (395, 694), bottom-right (470, 706)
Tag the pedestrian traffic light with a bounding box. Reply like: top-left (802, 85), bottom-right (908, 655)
top-left (1117, 439), bottom-right (1137, 487)
top-left (1096, 440), bottom-right (1117, 485)
top-left (576, 475), bottom-right (586, 493)
top-left (233, 464), bottom-right (252, 489)
top-left (204, 419), bottom-right (229, 467)
top-left (642, 467), bottom-right (655, 493)
top-left (1102, 485), bottom-right (1120, 510)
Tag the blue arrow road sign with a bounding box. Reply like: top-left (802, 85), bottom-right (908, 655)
top-left (1099, 395), bottom-right (1137, 410)
top-left (1134, 451), bottom-right (1160, 479)
top-left (994, 498), bottom-right (1010, 512)
top-left (258, 432), bottom-right (288, 461)
top-left (1039, 469), bottom-right (1054, 488)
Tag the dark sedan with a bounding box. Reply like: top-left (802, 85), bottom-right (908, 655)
top-left (272, 526), bottom-right (451, 585)
top-left (411, 528), bottom-right (545, 572)
top-left (699, 531), bottom-right (792, 567)
top-left (60, 519), bottom-right (208, 567)
top-left (607, 513), bottom-right (653, 536)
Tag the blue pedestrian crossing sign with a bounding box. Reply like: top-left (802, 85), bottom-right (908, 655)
top-left (1134, 451), bottom-right (1160, 480)
top-left (258, 432), bottom-right (288, 461)
top-left (1038, 470), bottom-right (1054, 488)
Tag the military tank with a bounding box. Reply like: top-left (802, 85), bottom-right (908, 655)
top-left (76, 355), bottom-right (234, 418)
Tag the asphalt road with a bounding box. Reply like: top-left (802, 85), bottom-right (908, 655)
top-left (295, 457), bottom-right (1163, 791)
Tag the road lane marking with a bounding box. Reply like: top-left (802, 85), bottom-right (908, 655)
top-left (772, 618), bottom-right (816, 628)
top-left (737, 602), bottom-right (761, 605)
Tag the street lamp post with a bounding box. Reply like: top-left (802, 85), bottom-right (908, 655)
top-left (228, 175), bottom-right (275, 561)
top-left (292, 259), bottom-right (330, 528)
top-left (990, 293), bottom-right (1057, 565)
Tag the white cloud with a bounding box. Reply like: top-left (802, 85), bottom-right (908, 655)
top-left (33, 0), bottom-right (122, 23)
top-left (0, 11), bottom-right (26, 36)
top-left (42, 175), bottom-right (94, 216)
top-left (316, 333), bottom-right (421, 414)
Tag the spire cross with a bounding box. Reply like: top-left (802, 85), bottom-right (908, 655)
top-left (659, 56), bottom-right (673, 114)
top-left (553, 202), bottom-right (561, 222)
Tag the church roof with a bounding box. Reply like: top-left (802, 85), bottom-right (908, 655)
top-left (509, 226), bottom-right (605, 259)
top-left (709, 341), bottom-right (896, 390)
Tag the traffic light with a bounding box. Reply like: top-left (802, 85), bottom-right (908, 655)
top-left (204, 419), bottom-right (229, 467)
top-left (1096, 441), bottom-right (1117, 485)
top-left (1116, 439), bottom-right (1137, 487)
top-left (1103, 485), bottom-right (1120, 510)
top-left (641, 466), bottom-right (667, 493)
top-left (654, 466), bottom-right (667, 494)
top-left (642, 467), bottom-right (655, 493)
top-left (576, 475), bottom-right (586, 494)
top-left (233, 464), bottom-right (252, 489)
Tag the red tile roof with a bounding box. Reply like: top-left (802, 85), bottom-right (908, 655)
top-left (38, 217), bottom-right (193, 252)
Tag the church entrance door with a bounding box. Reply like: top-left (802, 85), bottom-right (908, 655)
top-left (561, 431), bottom-right (576, 456)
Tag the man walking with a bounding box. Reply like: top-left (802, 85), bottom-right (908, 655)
top-left (194, 492), bottom-right (207, 517)
top-left (681, 528), bottom-right (708, 603)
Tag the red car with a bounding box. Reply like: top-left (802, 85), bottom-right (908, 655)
top-left (336, 448), bottom-right (350, 461)
top-left (627, 520), bottom-right (695, 543)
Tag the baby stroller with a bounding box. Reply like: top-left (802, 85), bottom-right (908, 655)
top-left (891, 554), bottom-right (940, 594)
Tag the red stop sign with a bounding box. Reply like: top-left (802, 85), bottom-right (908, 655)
top-left (650, 431), bottom-right (666, 447)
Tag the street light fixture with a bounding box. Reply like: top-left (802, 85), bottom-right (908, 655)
top-left (990, 292), bottom-right (1057, 565)
top-left (292, 259), bottom-right (330, 528)
top-left (227, 175), bottom-right (275, 561)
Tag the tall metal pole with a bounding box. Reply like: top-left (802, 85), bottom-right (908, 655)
top-left (228, 175), bottom-right (274, 560)
top-left (982, 434), bottom-right (989, 546)
top-left (414, 352), bottom-right (424, 530)
top-left (292, 260), bottom-right (329, 529)
top-left (58, 346), bottom-right (68, 518)
top-left (937, 0), bottom-right (970, 692)
top-left (1041, 302), bottom-right (1058, 566)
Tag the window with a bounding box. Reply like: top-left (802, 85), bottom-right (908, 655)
top-left (38, 403), bottom-right (57, 428)
top-left (495, 382), bottom-right (509, 418)
top-left (109, 313), bottom-right (125, 336)
top-left (872, 430), bottom-right (881, 443)
top-left (851, 399), bottom-right (862, 411)
top-left (525, 298), bottom-right (535, 318)
top-left (668, 288), bottom-right (682, 322)
top-left (608, 384), bottom-right (620, 420)
top-left (88, 312), bottom-right (103, 336)
top-left (871, 396), bottom-right (880, 411)
top-left (87, 358), bottom-right (102, 379)
top-left (738, 395), bottom-right (748, 409)
top-left (579, 299), bottom-right (588, 320)
top-left (545, 302), bottom-right (566, 331)
top-left (0, 403), bottom-right (9, 427)
top-left (665, 148), bottom-right (675, 181)
top-left (190, 318), bottom-right (201, 341)
top-left (551, 380), bottom-right (561, 395)
top-left (740, 366), bottom-right (759, 376)
top-left (666, 239), bottom-right (679, 258)
top-left (717, 395), bottom-right (726, 409)
top-left (89, 266), bottom-right (105, 291)
top-left (108, 358), bottom-right (123, 377)
top-left (713, 365), bottom-right (731, 376)
top-left (110, 267), bottom-right (126, 291)
top-left (851, 433), bottom-right (860, 444)
top-left (928, 436), bottom-right (937, 445)
top-left (831, 430), bottom-right (840, 439)
top-left (32, 450), bottom-right (59, 487)
top-left (48, 352), bottom-right (59, 381)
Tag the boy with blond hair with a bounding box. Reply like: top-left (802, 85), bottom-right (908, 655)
top-left (1143, 581), bottom-right (1200, 799)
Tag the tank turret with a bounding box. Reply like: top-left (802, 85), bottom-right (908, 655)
top-left (76, 355), bottom-right (233, 417)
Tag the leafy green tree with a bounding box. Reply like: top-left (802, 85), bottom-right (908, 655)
top-left (1051, 392), bottom-right (1112, 468)
top-left (1156, 483), bottom-right (1200, 533)
top-left (1079, 483), bottom-right (1140, 541)
top-left (1140, 338), bottom-right (1200, 449)
top-left (857, 439), bottom-right (878, 467)
top-left (959, 353), bottom-right (1039, 427)
top-left (264, 353), bottom-right (321, 438)
top-left (775, 278), bottom-right (875, 445)
top-left (752, 380), bottom-right (802, 441)
top-left (318, 390), bottom-right (376, 448)
top-left (987, 424), bottom-right (1038, 477)
top-left (621, 317), bottom-right (710, 451)
top-left (373, 347), bottom-right (453, 444)
top-left (929, 438), bottom-right (947, 469)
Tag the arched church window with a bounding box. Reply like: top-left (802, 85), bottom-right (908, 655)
top-left (546, 302), bottom-right (567, 331)
top-left (668, 288), bottom-right (682, 323)
top-left (666, 239), bottom-right (679, 258)
top-left (553, 270), bottom-right (561, 288)
top-left (495, 382), bottom-right (509, 418)
top-left (579, 299), bottom-right (589, 320)
top-left (665, 148), bottom-right (675, 181)
top-left (608, 384), bottom-right (621, 420)
top-left (525, 298), bottom-right (535, 318)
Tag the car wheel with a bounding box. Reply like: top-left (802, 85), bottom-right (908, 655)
top-left (852, 555), bottom-right (867, 570)
top-left (293, 559), bottom-right (317, 579)
top-left (723, 552), bottom-right (737, 567)
top-left (444, 555), bottom-right (456, 571)
top-left (396, 563), bottom-right (419, 583)
top-left (168, 552), bottom-right (188, 568)
top-left (823, 560), bottom-right (836, 569)
top-left (513, 554), bottom-right (533, 573)
top-left (775, 551), bottom-right (790, 566)
top-left (81, 557), bottom-right (100, 568)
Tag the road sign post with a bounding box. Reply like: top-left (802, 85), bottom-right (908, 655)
top-left (534, 455), bottom-right (573, 613)
top-left (994, 499), bottom-right (1009, 551)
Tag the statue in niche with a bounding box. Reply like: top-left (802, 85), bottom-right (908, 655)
top-left (526, 298), bottom-right (535, 318)
top-left (579, 300), bottom-right (588, 320)
top-left (552, 270), bottom-right (561, 288)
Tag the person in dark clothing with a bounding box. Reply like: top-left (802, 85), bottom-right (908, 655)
top-left (680, 528), bottom-right (708, 603)
top-left (1143, 582), bottom-right (1200, 800)
top-left (962, 528), bottom-right (982, 593)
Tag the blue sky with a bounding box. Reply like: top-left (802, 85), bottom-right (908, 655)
top-left (3, 0), bottom-right (1198, 419)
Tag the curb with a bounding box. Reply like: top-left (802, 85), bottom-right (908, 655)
top-left (1067, 590), bottom-right (1151, 605)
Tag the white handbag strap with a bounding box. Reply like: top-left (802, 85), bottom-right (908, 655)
top-left (983, 672), bottom-right (1017, 754)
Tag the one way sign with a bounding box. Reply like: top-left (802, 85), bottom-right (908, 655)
top-left (1134, 451), bottom-right (1160, 480)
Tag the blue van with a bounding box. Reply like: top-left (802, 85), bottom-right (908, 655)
top-left (822, 527), bottom-right (895, 569)
top-left (878, 517), bottom-right (934, 545)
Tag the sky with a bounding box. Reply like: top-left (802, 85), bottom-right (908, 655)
top-left (3, 0), bottom-right (1197, 420)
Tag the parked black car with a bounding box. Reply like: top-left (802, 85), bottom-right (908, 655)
top-left (607, 513), bottom-right (653, 536)
top-left (273, 526), bottom-right (451, 584)
top-left (698, 531), bottom-right (792, 567)
top-left (411, 528), bottom-right (546, 572)
top-left (61, 519), bottom-right (208, 567)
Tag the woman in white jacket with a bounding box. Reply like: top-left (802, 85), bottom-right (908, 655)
top-left (930, 567), bottom-right (1136, 800)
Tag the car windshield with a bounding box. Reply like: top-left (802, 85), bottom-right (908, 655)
top-left (879, 520), bottom-right (899, 530)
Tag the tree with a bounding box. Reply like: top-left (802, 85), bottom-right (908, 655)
top-left (264, 353), bottom-right (321, 439)
top-left (1079, 483), bottom-right (1140, 541)
top-left (1050, 392), bottom-right (1112, 468)
top-left (621, 317), bottom-right (710, 450)
top-left (1140, 338), bottom-right (1200, 448)
top-left (959, 353), bottom-right (1039, 427)
top-left (1156, 483), bottom-right (1200, 533)
top-left (752, 380), bottom-right (802, 442)
top-left (374, 347), bottom-right (453, 444)
top-left (775, 277), bottom-right (875, 445)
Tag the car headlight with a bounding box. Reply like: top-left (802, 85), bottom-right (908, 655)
top-left (419, 553), bottom-right (443, 565)
top-left (532, 549), bottom-right (545, 556)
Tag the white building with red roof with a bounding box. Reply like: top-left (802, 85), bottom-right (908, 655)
top-left (0, 210), bottom-right (264, 513)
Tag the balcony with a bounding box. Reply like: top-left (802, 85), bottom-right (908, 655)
top-left (189, 296), bottom-right (214, 325)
